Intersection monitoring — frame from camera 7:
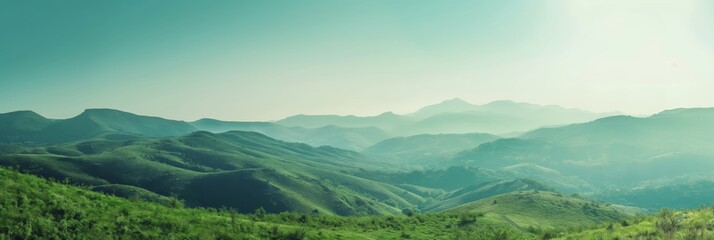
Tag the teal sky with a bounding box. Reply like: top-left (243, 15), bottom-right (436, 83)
top-left (2, 0), bottom-right (713, 121)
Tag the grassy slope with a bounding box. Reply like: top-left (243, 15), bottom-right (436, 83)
top-left (424, 179), bottom-right (553, 212)
top-left (0, 167), bottom-right (537, 240)
top-left (445, 191), bottom-right (641, 230)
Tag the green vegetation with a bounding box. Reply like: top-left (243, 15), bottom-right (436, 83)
top-left (558, 207), bottom-right (714, 240)
top-left (0, 166), bottom-right (539, 239)
top-left (446, 191), bottom-right (641, 230)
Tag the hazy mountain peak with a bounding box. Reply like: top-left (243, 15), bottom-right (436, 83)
top-left (411, 98), bottom-right (476, 118)
top-left (79, 108), bottom-right (137, 117)
top-left (444, 97), bottom-right (469, 104)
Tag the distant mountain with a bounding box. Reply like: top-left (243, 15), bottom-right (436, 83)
top-left (191, 118), bottom-right (390, 151)
top-left (0, 130), bottom-right (421, 215)
top-left (410, 97), bottom-right (477, 119)
top-left (362, 133), bottom-right (499, 167)
top-left (276, 111), bottom-right (412, 132)
top-left (0, 109), bottom-right (197, 145)
top-left (450, 108), bottom-right (714, 208)
top-left (1, 99), bottom-right (613, 150)
top-left (0, 110), bottom-right (390, 151)
top-left (409, 100), bottom-right (616, 135)
top-left (276, 99), bottom-right (615, 136)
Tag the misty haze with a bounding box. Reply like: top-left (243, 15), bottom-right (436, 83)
top-left (2, 1), bottom-right (714, 239)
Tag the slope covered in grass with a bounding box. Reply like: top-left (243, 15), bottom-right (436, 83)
top-left (0, 166), bottom-right (543, 239)
top-left (424, 179), bottom-right (553, 212)
top-left (445, 191), bottom-right (641, 230)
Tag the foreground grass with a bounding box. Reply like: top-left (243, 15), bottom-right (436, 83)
top-left (558, 207), bottom-right (714, 240)
top-left (0, 167), bottom-right (536, 239)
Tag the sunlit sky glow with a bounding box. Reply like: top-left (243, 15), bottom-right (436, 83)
top-left (1, 0), bottom-right (713, 121)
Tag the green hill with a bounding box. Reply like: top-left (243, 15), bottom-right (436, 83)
top-left (424, 179), bottom-right (553, 212)
top-left (362, 133), bottom-right (499, 167)
top-left (0, 130), bottom-right (422, 216)
top-left (445, 191), bottom-right (641, 230)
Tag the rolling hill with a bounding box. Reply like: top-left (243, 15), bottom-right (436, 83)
top-left (0, 131), bottom-right (421, 216)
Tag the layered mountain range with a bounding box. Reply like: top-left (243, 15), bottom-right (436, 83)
top-left (1, 99), bottom-right (712, 217)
